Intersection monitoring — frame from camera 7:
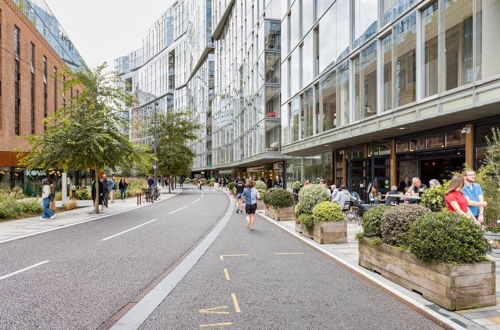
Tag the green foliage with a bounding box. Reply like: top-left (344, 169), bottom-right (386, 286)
top-left (0, 195), bottom-right (42, 220)
top-left (255, 180), bottom-right (267, 191)
top-left (361, 205), bottom-right (390, 237)
top-left (76, 188), bottom-right (91, 200)
top-left (486, 223), bottom-right (500, 233)
top-left (55, 192), bottom-right (62, 201)
top-left (263, 188), bottom-right (277, 205)
top-left (209, 178), bottom-right (215, 183)
top-left (266, 189), bottom-right (294, 209)
top-left (18, 199), bottom-right (43, 215)
top-left (477, 127), bottom-right (500, 223)
top-left (312, 202), bottom-right (343, 222)
top-left (355, 232), bottom-right (364, 242)
top-left (228, 182), bottom-right (236, 190)
top-left (369, 237), bottom-right (383, 245)
top-left (420, 184), bottom-right (447, 212)
top-left (380, 204), bottom-right (432, 247)
top-left (408, 212), bottom-right (488, 264)
top-left (296, 184), bottom-right (331, 216)
top-left (298, 214), bottom-right (315, 232)
top-left (292, 181), bottom-right (302, 189)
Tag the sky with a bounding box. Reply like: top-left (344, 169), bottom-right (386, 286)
top-left (43, 0), bottom-right (175, 69)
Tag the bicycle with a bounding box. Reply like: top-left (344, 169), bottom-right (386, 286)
top-left (342, 201), bottom-right (363, 224)
top-left (151, 186), bottom-right (160, 202)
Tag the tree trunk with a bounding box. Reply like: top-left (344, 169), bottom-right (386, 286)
top-left (94, 166), bottom-right (100, 214)
top-left (168, 175), bottom-right (171, 194)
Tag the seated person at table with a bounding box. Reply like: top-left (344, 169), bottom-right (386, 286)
top-left (385, 186), bottom-right (399, 205)
top-left (369, 187), bottom-right (382, 204)
top-left (334, 185), bottom-right (357, 210)
top-left (404, 177), bottom-right (425, 203)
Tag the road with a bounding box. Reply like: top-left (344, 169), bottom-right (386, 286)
top-left (0, 187), bottom-right (443, 329)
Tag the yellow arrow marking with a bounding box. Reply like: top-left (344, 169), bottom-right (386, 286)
top-left (199, 306), bottom-right (230, 314)
top-left (224, 268), bottom-right (230, 281)
top-left (231, 293), bottom-right (241, 313)
top-left (275, 252), bottom-right (304, 255)
top-left (219, 254), bottom-right (248, 260)
top-left (199, 322), bottom-right (233, 328)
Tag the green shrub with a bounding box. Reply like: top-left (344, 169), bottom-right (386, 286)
top-left (255, 180), bottom-right (267, 191)
top-left (296, 184), bottom-right (331, 215)
top-left (292, 181), bottom-right (302, 189)
top-left (312, 202), bottom-right (343, 222)
top-left (0, 196), bottom-right (22, 219)
top-left (477, 128), bottom-right (500, 223)
top-left (76, 188), bottom-right (91, 200)
top-left (228, 182), bottom-right (236, 190)
top-left (18, 199), bottom-right (43, 214)
top-left (408, 212), bottom-right (488, 264)
top-left (295, 203), bottom-right (304, 217)
top-left (202, 179), bottom-right (208, 185)
top-left (209, 178), bottom-right (215, 183)
top-left (257, 189), bottom-right (266, 199)
top-left (361, 205), bottom-right (390, 237)
top-left (380, 204), bottom-right (432, 247)
top-left (420, 185), bottom-right (446, 212)
top-left (263, 188), bottom-right (277, 205)
top-left (298, 213), bottom-right (314, 232)
top-left (184, 178), bottom-right (191, 184)
top-left (266, 189), bottom-right (294, 209)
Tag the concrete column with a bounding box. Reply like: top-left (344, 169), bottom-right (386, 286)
top-left (482, 0), bottom-right (500, 78)
top-left (465, 124), bottom-right (474, 169)
top-left (342, 149), bottom-right (347, 186)
top-left (62, 172), bottom-right (68, 204)
top-left (390, 139), bottom-right (397, 187)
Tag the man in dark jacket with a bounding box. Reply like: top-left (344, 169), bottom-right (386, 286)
top-left (91, 179), bottom-right (104, 208)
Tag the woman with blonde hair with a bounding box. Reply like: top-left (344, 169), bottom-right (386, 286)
top-left (445, 176), bottom-right (474, 219)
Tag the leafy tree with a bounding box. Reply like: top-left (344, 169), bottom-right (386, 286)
top-left (19, 63), bottom-right (153, 213)
top-left (477, 127), bottom-right (500, 223)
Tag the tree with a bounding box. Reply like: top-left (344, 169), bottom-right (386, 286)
top-left (154, 111), bottom-right (201, 192)
top-left (477, 127), bottom-right (500, 223)
top-left (19, 63), bottom-right (153, 213)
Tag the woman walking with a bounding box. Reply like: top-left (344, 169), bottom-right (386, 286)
top-left (242, 180), bottom-right (260, 230)
top-left (445, 176), bottom-right (475, 220)
top-left (41, 179), bottom-right (56, 219)
top-left (119, 178), bottom-right (128, 200)
top-left (235, 179), bottom-right (245, 214)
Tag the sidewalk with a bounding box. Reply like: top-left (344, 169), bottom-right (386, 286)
top-left (0, 188), bottom-right (181, 244)
top-left (256, 209), bottom-right (500, 330)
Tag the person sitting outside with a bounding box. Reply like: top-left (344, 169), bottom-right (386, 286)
top-left (384, 185), bottom-right (400, 205)
top-left (334, 185), bottom-right (357, 210)
top-left (369, 187), bottom-right (382, 204)
top-left (429, 179), bottom-right (441, 188)
top-left (404, 177), bottom-right (425, 203)
top-left (398, 176), bottom-right (411, 193)
top-left (461, 170), bottom-right (488, 226)
top-left (329, 185), bottom-right (339, 201)
top-left (445, 176), bottom-right (475, 220)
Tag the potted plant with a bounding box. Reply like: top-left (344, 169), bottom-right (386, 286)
top-left (294, 184), bottom-right (330, 237)
top-left (311, 202), bottom-right (346, 244)
top-left (227, 182), bottom-right (236, 195)
top-left (265, 189), bottom-right (295, 221)
top-left (255, 180), bottom-right (267, 210)
top-left (358, 207), bottom-right (495, 311)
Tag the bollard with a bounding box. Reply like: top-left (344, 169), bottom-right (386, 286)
top-left (137, 193), bottom-right (142, 205)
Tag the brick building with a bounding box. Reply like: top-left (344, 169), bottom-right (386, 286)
top-left (0, 0), bottom-right (84, 190)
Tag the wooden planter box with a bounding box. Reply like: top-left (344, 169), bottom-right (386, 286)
top-left (359, 237), bottom-right (496, 311)
top-left (313, 221), bottom-right (347, 244)
top-left (265, 206), bottom-right (295, 221)
top-left (295, 222), bottom-right (313, 239)
top-left (257, 199), bottom-right (266, 210)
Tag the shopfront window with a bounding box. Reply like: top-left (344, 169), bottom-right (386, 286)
top-left (301, 87), bottom-right (314, 138)
top-left (396, 139), bottom-right (409, 153)
top-left (445, 129), bottom-right (465, 147)
top-left (354, 41), bottom-right (377, 121)
top-left (394, 12), bottom-right (416, 107)
top-left (409, 137), bottom-right (425, 151)
top-left (354, 0), bottom-right (378, 47)
top-left (423, 2), bottom-right (438, 97)
top-left (426, 133), bottom-right (445, 149)
top-left (320, 70), bottom-right (337, 132)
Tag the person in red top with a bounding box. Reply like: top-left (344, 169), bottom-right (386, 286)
top-left (445, 176), bottom-right (474, 219)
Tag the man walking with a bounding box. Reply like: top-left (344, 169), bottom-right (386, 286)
top-left (462, 170), bottom-right (488, 225)
top-left (101, 175), bottom-right (112, 208)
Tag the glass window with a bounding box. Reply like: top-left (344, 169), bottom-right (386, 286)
top-left (320, 70), bottom-right (337, 132)
top-left (444, 0), bottom-right (474, 90)
top-left (318, 2), bottom-right (337, 73)
top-left (290, 2), bottom-right (301, 47)
top-left (382, 0), bottom-right (418, 26)
top-left (422, 2), bottom-right (438, 97)
top-left (302, 0), bottom-right (314, 34)
top-left (265, 20), bottom-right (281, 51)
top-left (409, 137), bottom-right (425, 151)
top-left (317, 0), bottom-right (333, 18)
top-left (354, 41), bottom-right (377, 121)
top-left (290, 52), bottom-right (300, 95)
top-left (302, 33), bottom-right (314, 86)
top-left (265, 52), bottom-right (280, 84)
top-left (265, 86), bottom-right (280, 117)
top-left (396, 139), bottom-right (409, 153)
top-left (282, 13), bottom-right (289, 56)
top-left (354, 0), bottom-right (378, 47)
top-left (426, 133), bottom-right (445, 149)
top-left (290, 96), bottom-right (301, 142)
top-left (265, 120), bottom-right (280, 150)
top-left (338, 61), bottom-right (350, 126)
top-left (382, 34), bottom-right (393, 111)
top-left (336, 0), bottom-right (350, 62)
top-left (282, 104), bottom-right (290, 145)
top-left (445, 129), bottom-right (465, 147)
top-left (282, 58), bottom-right (289, 101)
top-left (301, 87), bottom-right (314, 138)
top-left (476, 0), bottom-right (500, 80)
top-left (394, 12), bottom-right (416, 107)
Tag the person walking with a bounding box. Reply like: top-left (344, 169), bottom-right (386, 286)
top-left (110, 176), bottom-right (117, 203)
top-left (445, 176), bottom-right (476, 220)
top-left (242, 180), bottom-right (260, 230)
top-left (49, 179), bottom-right (56, 212)
top-left (147, 176), bottom-right (154, 192)
top-left (102, 175), bottom-right (112, 208)
top-left (41, 179), bottom-right (56, 219)
top-left (462, 170), bottom-right (488, 226)
top-left (235, 179), bottom-right (245, 214)
top-left (273, 175), bottom-right (282, 189)
top-left (119, 178), bottom-right (128, 200)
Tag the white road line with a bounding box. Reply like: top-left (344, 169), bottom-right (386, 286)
top-left (191, 199), bottom-right (201, 204)
top-left (101, 219), bottom-right (158, 242)
top-left (169, 205), bottom-right (188, 215)
top-left (0, 260), bottom-right (50, 281)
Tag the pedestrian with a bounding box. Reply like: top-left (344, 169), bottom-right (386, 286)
top-left (398, 176), bottom-right (411, 193)
top-left (41, 179), bottom-right (56, 219)
top-left (198, 178), bottom-right (202, 190)
top-left (101, 175), bottom-right (112, 208)
top-left (242, 180), bottom-right (260, 230)
top-left (235, 179), bottom-right (245, 214)
top-left (111, 176), bottom-right (117, 203)
top-left (147, 176), bottom-right (154, 192)
top-left (119, 178), bottom-right (128, 200)
top-left (462, 170), bottom-right (488, 225)
top-left (445, 176), bottom-right (475, 220)
top-left (273, 175), bottom-right (282, 189)
top-left (49, 179), bottom-right (56, 212)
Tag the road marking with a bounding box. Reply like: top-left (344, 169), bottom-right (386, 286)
top-left (199, 322), bottom-right (232, 328)
top-left (219, 254), bottom-right (248, 261)
top-left (192, 198), bottom-right (201, 204)
top-left (0, 260), bottom-right (50, 280)
top-left (199, 306), bottom-right (230, 314)
top-left (224, 268), bottom-right (231, 281)
top-left (231, 293), bottom-right (241, 313)
top-left (169, 205), bottom-right (188, 215)
top-left (275, 252), bottom-right (304, 255)
top-left (101, 219), bottom-right (158, 241)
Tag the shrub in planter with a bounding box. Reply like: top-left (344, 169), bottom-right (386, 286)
top-left (227, 182), bottom-right (236, 191)
top-left (361, 205), bottom-right (390, 238)
top-left (296, 184), bottom-right (331, 215)
top-left (420, 185), bottom-right (446, 212)
top-left (76, 188), bottom-right (90, 200)
top-left (380, 204), bottom-right (431, 246)
top-left (255, 180), bottom-right (267, 191)
top-left (298, 213), bottom-right (314, 232)
top-left (292, 181), bottom-right (302, 189)
top-left (312, 202), bottom-right (343, 222)
top-left (267, 189), bottom-right (294, 209)
top-left (408, 211), bottom-right (488, 264)
top-left (263, 188), bottom-right (277, 205)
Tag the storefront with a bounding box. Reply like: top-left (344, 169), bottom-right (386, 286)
top-left (285, 152), bottom-right (333, 190)
top-left (246, 162), bottom-right (284, 188)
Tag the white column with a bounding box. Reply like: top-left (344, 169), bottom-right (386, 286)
top-left (62, 172), bottom-right (68, 204)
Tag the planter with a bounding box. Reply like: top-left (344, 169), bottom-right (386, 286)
top-left (483, 232), bottom-right (500, 257)
top-left (359, 237), bottom-right (496, 311)
top-left (257, 199), bottom-right (266, 210)
top-left (265, 206), bottom-right (295, 221)
top-left (295, 222), bottom-right (313, 239)
top-left (313, 221), bottom-right (347, 244)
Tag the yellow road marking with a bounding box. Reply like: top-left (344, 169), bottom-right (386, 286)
top-left (219, 254), bottom-right (248, 260)
top-left (224, 268), bottom-right (231, 281)
top-left (275, 252), bottom-right (304, 255)
top-left (199, 322), bottom-right (233, 328)
top-left (231, 293), bottom-right (241, 313)
top-left (199, 306), bottom-right (230, 314)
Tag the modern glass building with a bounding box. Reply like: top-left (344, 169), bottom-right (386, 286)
top-left (280, 0), bottom-right (500, 198)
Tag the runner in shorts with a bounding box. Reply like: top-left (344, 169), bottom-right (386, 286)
top-left (235, 179), bottom-right (245, 214)
top-left (242, 180), bottom-right (260, 230)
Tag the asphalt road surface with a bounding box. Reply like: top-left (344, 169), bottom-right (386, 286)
top-left (0, 187), bottom-right (443, 329)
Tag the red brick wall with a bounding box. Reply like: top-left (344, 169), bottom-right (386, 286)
top-left (0, 0), bottom-right (80, 165)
